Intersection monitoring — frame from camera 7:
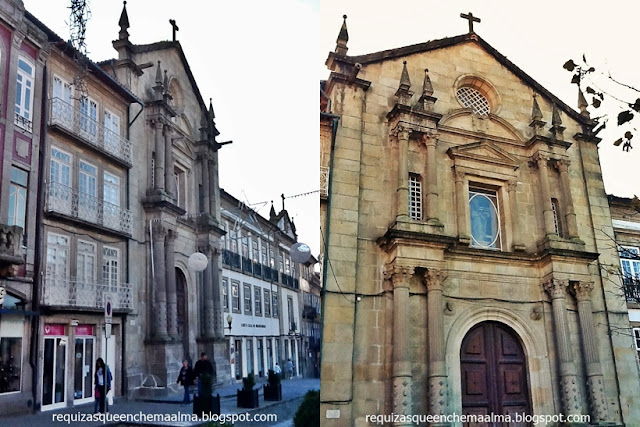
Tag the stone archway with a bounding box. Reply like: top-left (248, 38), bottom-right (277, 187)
top-left (460, 321), bottom-right (531, 422)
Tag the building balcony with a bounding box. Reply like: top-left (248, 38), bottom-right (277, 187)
top-left (49, 97), bottom-right (132, 166)
top-left (0, 224), bottom-right (24, 268)
top-left (320, 166), bottom-right (329, 198)
top-left (42, 274), bottom-right (132, 311)
top-left (45, 182), bottom-right (132, 236)
top-left (302, 304), bottom-right (318, 320)
top-left (623, 277), bottom-right (640, 303)
top-left (14, 113), bottom-right (33, 133)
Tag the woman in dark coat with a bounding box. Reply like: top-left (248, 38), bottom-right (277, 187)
top-left (94, 358), bottom-right (112, 413)
top-left (177, 360), bottom-right (194, 404)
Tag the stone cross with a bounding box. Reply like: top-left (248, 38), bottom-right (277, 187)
top-left (460, 12), bottom-right (481, 33)
top-left (169, 19), bottom-right (179, 41)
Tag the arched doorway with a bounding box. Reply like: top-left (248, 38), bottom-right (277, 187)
top-left (460, 321), bottom-right (531, 421)
top-left (175, 268), bottom-right (190, 362)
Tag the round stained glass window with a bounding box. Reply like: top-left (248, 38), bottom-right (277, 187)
top-left (469, 190), bottom-right (500, 249)
top-left (456, 86), bottom-right (490, 115)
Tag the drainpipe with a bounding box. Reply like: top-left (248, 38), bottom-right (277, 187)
top-left (30, 63), bottom-right (48, 413)
top-left (319, 112), bottom-right (340, 379)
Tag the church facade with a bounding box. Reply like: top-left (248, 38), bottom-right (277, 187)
top-left (320, 15), bottom-right (640, 426)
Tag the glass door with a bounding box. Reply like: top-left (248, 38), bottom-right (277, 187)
top-left (42, 336), bottom-right (67, 410)
top-left (234, 339), bottom-right (242, 380)
top-left (73, 336), bottom-right (94, 403)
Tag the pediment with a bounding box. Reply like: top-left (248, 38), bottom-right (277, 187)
top-left (447, 141), bottom-right (520, 171)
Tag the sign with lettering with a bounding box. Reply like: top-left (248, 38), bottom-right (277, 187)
top-left (44, 324), bottom-right (65, 336)
top-left (240, 323), bottom-right (266, 328)
top-left (75, 325), bottom-right (94, 336)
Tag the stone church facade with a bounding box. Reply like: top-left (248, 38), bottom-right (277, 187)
top-left (320, 16), bottom-right (640, 426)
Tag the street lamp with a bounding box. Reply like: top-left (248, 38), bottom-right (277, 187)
top-left (225, 314), bottom-right (233, 331)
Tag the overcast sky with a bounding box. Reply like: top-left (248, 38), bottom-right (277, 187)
top-left (23, 0), bottom-right (320, 254)
top-left (320, 0), bottom-right (640, 200)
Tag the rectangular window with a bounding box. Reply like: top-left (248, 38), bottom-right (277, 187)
top-left (409, 173), bottom-right (422, 220)
top-left (174, 168), bottom-right (186, 208)
top-left (279, 251), bottom-right (284, 273)
top-left (231, 281), bottom-right (240, 313)
top-left (252, 238), bottom-right (259, 262)
top-left (79, 97), bottom-right (98, 139)
top-left (285, 257), bottom-right (290, 275)
top-left (243, 283), bottom-right (252, 314)
top-left (261, 240), bottom-right (267, 265)
top-left (103, 172), bottom-right (120, 230)
top-left (241, 235), bottom-right (249, 258)
top-left (76, 240), bottom-right (96, 284)
top-left (634, 328), bottom-right (640, 362)
top-left (272, 292), bottom-right (279, 318)
top-left (15, 58), bottom-right (34, 131)
top-left (102, 246), bottom-right (119, 288)
top-left (469, 187), bottom-right (502, 250)
top-left (8, 167), bottom-right (28, 230)
top-left (551, 198), bottom-right (561, 236)
top-left (46, 233), bottom-right (69, 278)
top-left (223, 277), bottom-right (229, 312)
top-left (52, 75), bottom-right (72, 125)
top-left (287, 296), bottom-right (294, 332)
top-left (103, 110), bottom-right (120, 155)
top-left (78, 161), bottom-right (97, 222)
top-left (254, 286), bottom-right (262, 316)
top-left (264, 289), bottom-right (271, 317)
top-left (620, 246), bottom-right (640, 279)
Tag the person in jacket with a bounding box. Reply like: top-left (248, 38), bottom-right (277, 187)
top-left (177, 360), bottom-right (194, 404)
top-left (94, 358), bottom-right (112, 413)
top-left (192, 352), bottom-right (214, 396)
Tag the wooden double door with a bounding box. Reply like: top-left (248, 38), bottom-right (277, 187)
top-left (461, 321), bottom-right (531, 426)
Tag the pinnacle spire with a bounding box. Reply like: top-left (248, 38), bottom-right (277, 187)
top-left (418, 69), bottom-right (437, 111)
top-left (335, 15), bottom-right (349, 56)
top-left (209, 98), bottom-right (215, 120)
top-left (550, 104), bottom-right (566, 141)
top-left (578, 87), bottom-right (590, 118)
top-left (155, 61), bottom-right (163, 86)
top-left (531, 94), bottom-right (543, 121)
top-left (395, 61), bottom-right (414, 105)
top-left (551, 104), bottom-right (562, 127)
top-left (118, 1), bottom-right (130, 41)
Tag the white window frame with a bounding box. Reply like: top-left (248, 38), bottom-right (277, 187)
top-left (469, 186), bottom-right (502, 250)
top-left (264, 289), bottom-right (271, 317)
top-left (79, 96), bottom-right (98, 140)
top-left (46, 232), bottom-right (69, 279)
top-left (102, 246), bottom-right (120, 288)
top-left (231, 281), bottom-right (240, 313)
top-left (222, 277), bottom-right (229, 312)
top-left (243, 283), bottom-right (252, 314)
top-left (620, 245), bottom-right (640, 279)
top-left (103, 109), bottom-right (120, 154)
top-left (254, 286), bottom-right (262, 316)
top-left (15, 57), bottom-right (35, 129)
top-left (76, 240), bottom-right (97, 285)
top-left (409, 173), bottom-right (422, 221)
top-left (50, 147), bottom-right (72, 186)
top-left (8, 167), bottom-right (28, 230)
top-left (634, 328), bottom-right (640, 362)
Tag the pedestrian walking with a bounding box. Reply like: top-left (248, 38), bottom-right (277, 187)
top-left (273, 362), bottom-right (282, 378)
top-left (94, 358), bottom-right (112, 413)
top-left (285, 358), bottom-right (293, 379)
top-left (193, 352), bottom-right (214, 396)
top-left (177, 360), bottom-right (194, 404)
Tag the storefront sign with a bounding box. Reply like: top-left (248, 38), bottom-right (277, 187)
top-left (240, 323), bottom-right (266, 328)
top-left (44, 324), bottom-right (65, 336)
top-left (75, 325), bottom-right (94, 336)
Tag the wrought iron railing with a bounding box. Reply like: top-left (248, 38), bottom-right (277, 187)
top-left (623, 277), bottom-right (640, 303)
top-left (14, 113), bottom-right (33, 133)
top-left (222, 249), bottom-right (241, 269)
top-left (242, 256), bottom-right (253, 273)
top-left (42, 274), bottom-right (132, 310)
top-left (45, 181), bottom-right (132, 235)
top-left (320, 166), bottom-right (329, 197)
top-left (49, 97), bottom-right (132, 165)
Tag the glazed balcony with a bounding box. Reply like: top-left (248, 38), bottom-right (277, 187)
top-left (49, 97), bottom-right (132, 166)
top-left (42, 274), bottom-right (132, 311)
top-left (45, 182), bottom-right (132, 236)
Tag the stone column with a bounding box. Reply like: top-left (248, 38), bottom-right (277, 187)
top-left (508, 180), bottom-right (524, 251)
top-left (201, 155), bottom-right (211, 214)
top-left (211, 247), bottom-right (224, 338)
top-left (454, 169), bottom-right (469, 244)
top-left (543, 279), bottom-right (583, 416)
top-left (535, 153), bottom-right (557, 236)
top-left (556, 159), bottom-right (579, 239)
top-left (201, 246), bottom-right (215, 338)
top-left (165, 229), bottom-right (178, 339)
top-left (423, 131), bottom-right (439, 222)
top-left (153, 119), bottom-right (165, 192)
top-left (391, 265), bottom-right (414, 425)
top-left (424, 269), bottom-right (448, 419)
top-left (572, 281), bottom-right (609, 422)
top-left (396, 126), bottom-right (410, 222)
top-left (164, 126), bottom-right (174, 197)
top-left (152, 222), bottom-right (168, 339)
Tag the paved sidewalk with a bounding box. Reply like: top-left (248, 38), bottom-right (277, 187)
top-left (2, 377), bottom-right (319, 426)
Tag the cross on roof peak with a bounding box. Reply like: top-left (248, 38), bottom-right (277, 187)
top-left (460, 12), bottom-right (481, 33)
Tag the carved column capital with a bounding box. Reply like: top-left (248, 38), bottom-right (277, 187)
top-left (544, 278), bottom-right (568, 299)
top-left (391, 265), bottom-right (414, 288)
top-left (533, 151), bottom-right (550, 167)
top-left (151, 220), bottom-right (166, 237)
top-left (420, 130), bottom-right (438, 147)
top-left (392, 125), bottom-right (411, 141)
top-left (573, 281), bottom-right (594, 302)
top-left (423, 268), bottom-right (445, 291)
top-left (555, 158), bottom-right (571, 173)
